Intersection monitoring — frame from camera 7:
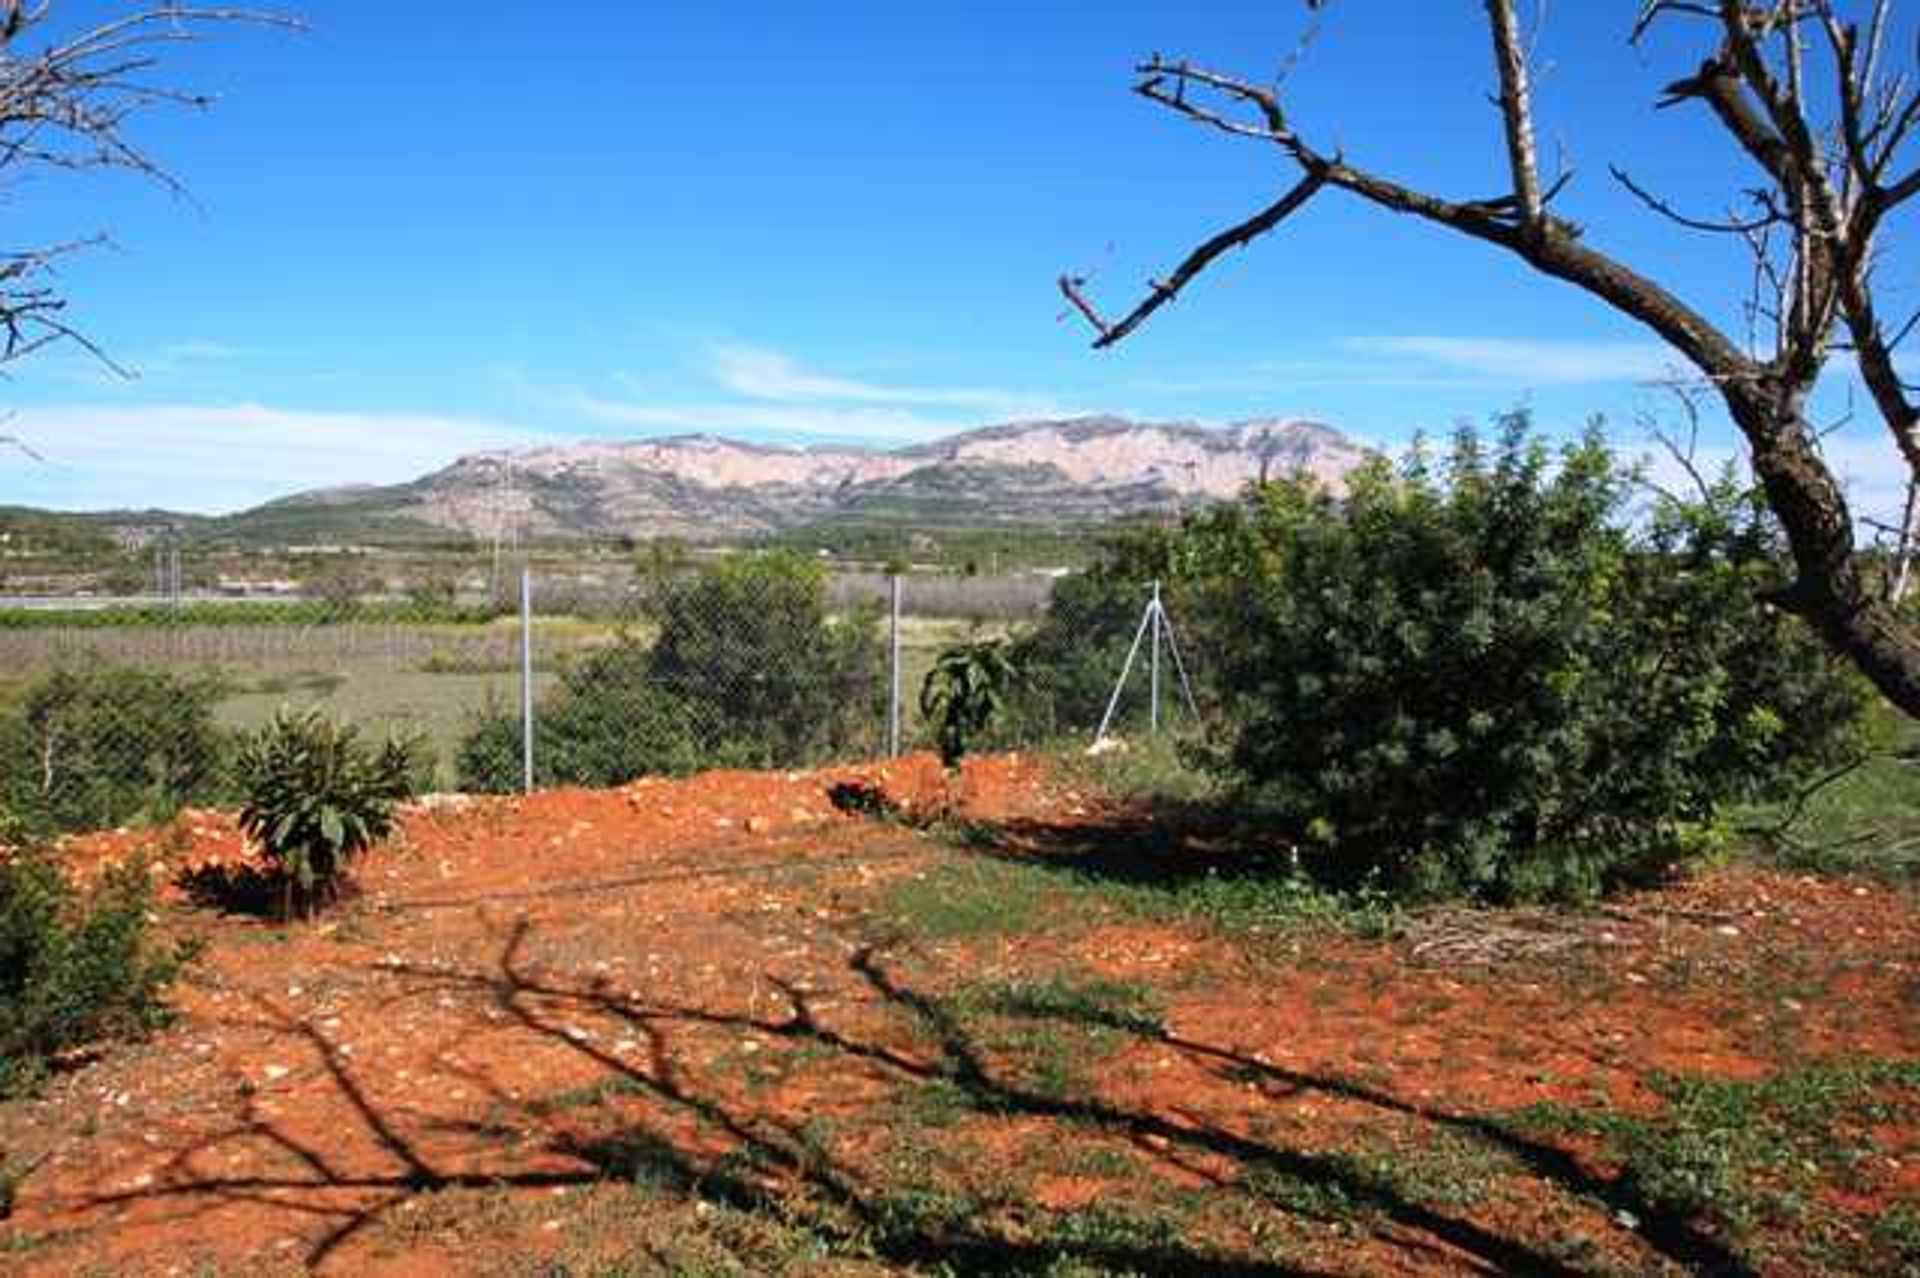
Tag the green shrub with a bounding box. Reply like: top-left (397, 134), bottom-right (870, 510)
top-left (454, 647), bottom-right (705, 792)
top-left (921, 639), bottom-right (1018, 770)
top-left (649, 551), bottom-right (884, 765)
top-left (1198, 416), bottom-right (1862, 902)
top-left (455, 552), bottom-right (884, 791)
top-left (234, 709), bottom-right (416, 915)
top-left (0, 659), bottom-right (229, 837)
top-left (0, 853), bottom-right (190, 1095)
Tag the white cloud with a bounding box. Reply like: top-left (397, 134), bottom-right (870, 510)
top-left (1634, 427), bottom-right (1909, 531)
top-left (706, 341), bottom-right (1061, 416)
top-left (555, 385), bottom-right (961, 444)
top-left (0, 403), bottom-right (548, 514)
top-left (1346, 336), bottom-right (1680, 386)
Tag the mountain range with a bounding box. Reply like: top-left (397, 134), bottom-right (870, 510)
top-left (214, 414), bottom-right (1371, 544)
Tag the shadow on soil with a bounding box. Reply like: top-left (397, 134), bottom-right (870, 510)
top-left (65, 896), bottom-right (1757, 1277)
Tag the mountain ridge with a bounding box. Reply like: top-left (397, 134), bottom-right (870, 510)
top-left (361, 413), bottom-right (1370, 541)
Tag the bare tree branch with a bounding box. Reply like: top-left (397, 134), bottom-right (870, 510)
top-left (0, 4), bottom-right (300, 373)
top-left (1485, 0), bottom-right (1546, 226)
top-left (1058, 171), bottom-right (1327, 349)
top-left (1063, 2), bottom-right (1920, 717)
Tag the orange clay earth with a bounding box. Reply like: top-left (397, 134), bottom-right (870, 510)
top-left (0, 752), bottom-right (1914, 1276)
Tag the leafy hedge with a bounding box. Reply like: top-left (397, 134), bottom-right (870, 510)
top-left (0, 600), bottom-right (496, 629)
top-left (1020, 416), bottom-right (1865, 903)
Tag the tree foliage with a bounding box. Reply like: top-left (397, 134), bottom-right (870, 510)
top-left (456, 552), bottom-right (884, 791)
top-left (0, 660), bottom-right (227, 837)
top-left (1191, 417), bottom-right (1863, 901)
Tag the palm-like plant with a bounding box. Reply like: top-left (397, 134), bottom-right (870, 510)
top-left (235, 709), bottom-right (416, 918)
top-left (920, 639), bottom-right (1019, 771)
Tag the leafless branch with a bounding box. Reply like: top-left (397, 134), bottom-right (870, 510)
top-left (0, 4), bottom-right (300, 372)
top-left (1485, 0), bottom-right (1546, 225)
top-left (1058, 170), bottom-right (1328, 348)
top-left (1063, 1), bottom-right (1920, 715)
top-left (1611, 164), bottom-right (1781, 234)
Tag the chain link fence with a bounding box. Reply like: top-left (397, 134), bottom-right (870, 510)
top-left (0, 550), bottom-right (1204, 837)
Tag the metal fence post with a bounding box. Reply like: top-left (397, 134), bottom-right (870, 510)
top-left (520, 563), bottom-right (534, 794)
top-left (1149, 579), bottom-right (1162, 737)
top-left (888, 573), bottom-right (902, 757)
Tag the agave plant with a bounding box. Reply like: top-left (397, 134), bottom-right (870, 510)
top-left (235, 709), bottom-right (416, 918)
top-left (920, 639), bottom-right (1019, 772)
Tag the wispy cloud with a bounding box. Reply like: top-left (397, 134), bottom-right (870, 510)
top-left (706, 341), bottom-right (1062, 416)
top-left (1345, 336), bottom-right (1680, 386)
top-left (0, 403), bottom-right (547, 514)
top-left (1634, 427), bottom-right (1908, 531)
top-left (554, 384), bottom-right (960, 444)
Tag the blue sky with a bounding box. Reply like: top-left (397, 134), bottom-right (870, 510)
top-left (0, 1), bottom-right (1904, 518)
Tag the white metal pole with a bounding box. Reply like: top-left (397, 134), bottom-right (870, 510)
top-left (1149, 580), bottom-right (1162, 737)
top-left (888, 574), bottom-right (902, 757)
top-left (520, 563), bottom-right (534, 794)
top-left (1094, 594), bottom-right (1156, 745)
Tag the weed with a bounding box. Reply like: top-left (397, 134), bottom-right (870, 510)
top-left (1510, 1056), bottom-right (1920, 1267)
top-left (962, 973), bottom-right (1166, 1038)
top-left (877, 855), bottom-right (1086, 941)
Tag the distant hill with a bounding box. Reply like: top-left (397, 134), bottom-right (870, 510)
top-left (202, 414), bottom-right (1371, 544)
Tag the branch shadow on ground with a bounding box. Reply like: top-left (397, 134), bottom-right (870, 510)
top-left (59, 908), bottom-right (1756, 1277)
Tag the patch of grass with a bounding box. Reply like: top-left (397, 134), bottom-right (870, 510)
top-left (1064, 733), bottom-right (1218, 806)
top-left (928, 970), bottom-right (1166, 1104)
top-left (877, 854), bottom-right (1089, 941)
top-left (538, 1074), bottom-right (649, 1114)
top-left (961, 973), bottom-right (1166, 1038)
top-left (1097, 869), bottom-right (1405, 943)
top-left (1509, 1056), bottom-right (1920, 1267)
top-left (911, 818), bottom-right (1402, 950)
top-left (1740, 702), bottom-right (1920, 884)
top-left (245, 670), bottom-right (346, 698)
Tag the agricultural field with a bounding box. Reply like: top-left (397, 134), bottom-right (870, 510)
top-left (1, 749), bottom-right (1915, 1275)
top-left (0, 612), bottom-right (1020, 790)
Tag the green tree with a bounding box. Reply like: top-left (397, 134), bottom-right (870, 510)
top-left (0, 660), bottom-right (228, 836)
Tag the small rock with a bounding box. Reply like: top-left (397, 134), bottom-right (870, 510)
top-left (746, 816), bottom-right (772, 834)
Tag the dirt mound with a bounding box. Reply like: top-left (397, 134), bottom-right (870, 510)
top-left (53, 750), bottom-right (1059, 900)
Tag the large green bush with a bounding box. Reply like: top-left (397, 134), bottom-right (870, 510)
top-left (0, 660), bottom-right (228, 837)
top-left (456, 552), bottom-right (884, 791)
top-left (1197, 417), bottom-right (1862, 902)
top-left (0, 853), bottom-right (190, 1095)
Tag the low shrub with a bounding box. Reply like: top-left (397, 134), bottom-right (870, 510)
top-left (0, 853), bottom-right (191, 1095)
top-left (0, 659), bottom-right (229, 837)
top-left (920, 639), bottom-right (1018, 770)
top-left (234, 708), bottom-right (416, 916)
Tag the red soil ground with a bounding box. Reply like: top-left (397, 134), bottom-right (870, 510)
top-left (1, 753), bottom-right (1915, 1276)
